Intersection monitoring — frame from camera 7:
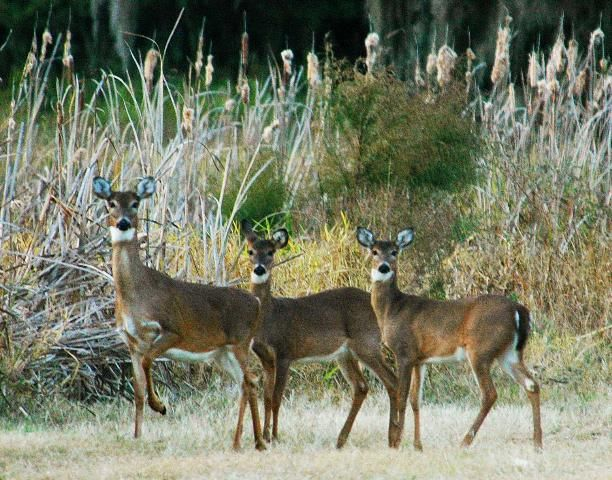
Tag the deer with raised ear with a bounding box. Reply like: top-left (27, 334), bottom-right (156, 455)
top-left (92, 176), bottom-right (265, 450)
top-left (241, 220), bottom-right (401, 448)
top-left (356, 226), bottom-right (542, 450)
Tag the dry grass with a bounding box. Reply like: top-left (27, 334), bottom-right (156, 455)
top-left (0, 389), bottom-right (610, 480)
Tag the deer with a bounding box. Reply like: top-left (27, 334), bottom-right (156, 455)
top-left (356, 226), bottom-right (542, 450)
top-left (92, 176), bottom-right (265, 451)
top-left (241, 221), bottom-right (401, 448)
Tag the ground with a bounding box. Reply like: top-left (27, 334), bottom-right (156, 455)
top-left (0, 387), bottom-right (610, 480)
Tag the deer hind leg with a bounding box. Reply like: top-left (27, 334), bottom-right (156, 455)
top-left (335, 351), bottom-right (369, 449)
top-left (130, 351), bottom-right (147, 439)
top-left (251, 341), bottom-right (276, 442)
top-left (271, 359), bottom-right (290, 441)
top-left (501, 358), bottom-right (543, 449)
top-left (352, 347), bottom-right (400, 448)
top-left (409, 365), bottom-right (425, 451)
top-left (462, 355), bottom-right (497, 447)
top-left (142, 358), bottom-right (166, 415)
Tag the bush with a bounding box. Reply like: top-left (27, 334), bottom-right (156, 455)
top-left (319, 72), bottom-right (481, 197)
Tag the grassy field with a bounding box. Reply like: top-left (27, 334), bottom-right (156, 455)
top-left (1, 386), bottom-right (610, 480)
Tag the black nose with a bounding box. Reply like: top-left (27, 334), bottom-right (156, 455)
top-left (253, 265), bottom-right (266, 276)
top-left (117, 218), bottom-right (131, 231)
top-left (378, 263), bottom-right (390, 274)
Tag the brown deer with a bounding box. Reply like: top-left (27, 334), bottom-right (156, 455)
top-left (92, 176), bottom-right (265, 450)
top-left (356, 227), bottom-right (542, 450)
top-left (241, 221), bottom-right (400, 448)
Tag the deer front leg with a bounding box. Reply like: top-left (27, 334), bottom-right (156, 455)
top-left (396, 358), bottom-right (414, 447)
top-left (142, 331), bottom-right (180, 416)
top-left (409, 365), bottom-right (424, 451)
top-left (272, 359), bottom-right (290, 441)
top-left (130, 350), bottom-right (147, 439)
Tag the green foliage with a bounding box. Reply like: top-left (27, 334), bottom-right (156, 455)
top-left (320, 73), bottom-right (481, 198)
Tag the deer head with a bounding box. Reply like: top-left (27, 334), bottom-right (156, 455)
top-left (241, 220), bottom-right (289, 284)
top-left (356, 227), bottom-right (414, 282)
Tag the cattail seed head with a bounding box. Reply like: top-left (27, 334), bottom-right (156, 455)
top-left (307, 52), bottom-right (320, 88)
top-left (415, 62), bottom-right (425, 88)
top-left (551, 35), bottom-right (565, 73)
top-left (62, 30), bottom-right (74, 71)
top-left (566, 39), bottom-right (578, 79)
top-left (537, 79), bottom-right (548, 97)
top-left (195, 33), bottom-right (204, 78)
top-left (224, 98), bottom-right (236, 112)
top-left (205, 55), bottom-right (214, 88)
top-left (8, 100), bottom-right (16, 131)
top-left (364, 32), bottom-right (380, 74)
top-left (262, 119), bottom-right (280, 143)
top-left (144, 49), bottom-right (159, 93)
top-left (24, 52), bottom-right (36, 77)
top-left (281, 49), bottom-right (294, 77)
top-left (506, 82), bottom-right (516, 113)
top-left (240, 81), bottom-right (250, 104)
top-left (590, 28), bottom-right (605, 47)
top-left (182, 105), bottom-right (194, 135)
top-left (436, 45), bottom-right (457, 87)
top-left (574, 68), bottom-right (588, 96)
top-left (466, 47), bottom-right (476, 70)
top-left (528, 51), bottom-right (540, 88)
top-left (546, 60), bottom-right (556, 83)
top-left (40, 29), bottom-right (53, 62)
top-left (426, 53), bottom-right (437, 76)
top-left (241, 32), bottom-right (249, 75)
top-left (491, 16), bottom-right (512, 84)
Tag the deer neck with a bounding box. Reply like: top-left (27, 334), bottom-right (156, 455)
top-left (250, 275), bottom-right (273, 309)
top-left (371, 275), bottom-right (402, 323)
top-left (111, 234), bottom-right (145, 302)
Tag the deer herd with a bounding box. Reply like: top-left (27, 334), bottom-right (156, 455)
top-left (92, 176), bottom-right (543, 452)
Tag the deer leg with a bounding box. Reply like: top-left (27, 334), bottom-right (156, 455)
top-left (141, 331), bottom-right (180, 416)
top-left (462, 356), bottom-right (497, 447)
top-left (272, 358), bottom-right (290, 441)
top-left (396, 359), bottom-right (414, 446)
top-left (350, 346), bottom-right (400, 448)
top-left (130, 351), bottom-right (147, 439)
top-left (230, 345), bottom-right (266, 451)
top-left (142, 358), bottom-right (166, 415)
top-left (335, 352), bottom-right (369, 449)
top-left (509, 362), bottom-right (543, 449)
top-left (409, 364), bottom-right (424, 451)
top-left (251, 341), bottom-right (276, 442)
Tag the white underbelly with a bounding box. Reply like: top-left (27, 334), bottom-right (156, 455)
top-left (163, 348), bottom-right (221, 363)
top-left (297, 341), bottom-right (350, 363)
top-left (425, 347), bottom-right (467, 364)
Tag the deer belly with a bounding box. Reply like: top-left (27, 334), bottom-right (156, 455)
top-left (424, 347), bottom-right (467, 364)
top-left (297, 341), bottom-right (350, 363)
top-left (163, 348), bottom-right (220, 363)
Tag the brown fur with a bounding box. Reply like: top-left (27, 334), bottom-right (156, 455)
top-left (93, 178), bottom-right (265, 450)
top-left (357, 229), bottom-right (542, 450)
top-left (243, 224), bottom-right (400, 448)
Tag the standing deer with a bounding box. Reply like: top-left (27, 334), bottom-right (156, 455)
top-left (241, 221), bottom-right (400, 448)
top-left (356, 227), bottom-right (542, 450)
top-left (92, 176), bottom-right (265, 450)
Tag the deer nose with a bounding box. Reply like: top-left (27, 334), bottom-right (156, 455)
top-left (253, 265), bottom-right (266, 276)
top-left (116, 218), bottom-right (131, 231)
top-left (378, 263), bottom-right (391, 274)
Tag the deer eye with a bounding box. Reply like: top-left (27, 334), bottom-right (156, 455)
top-left (247, 249), bottom-right (253, 256)
top-left (372, 249), bottom-right (378, 256)
top-left (131, 201), bottom-right (139, 209)
top-left (267, 251), bottom-right (273, 256)
top-left (109, 200), bottom-right (118, 208)
top-left (391, 250), bottom-right (398, 256)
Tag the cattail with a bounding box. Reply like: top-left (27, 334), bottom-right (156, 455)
top-left (507, 82), bottom-right (516, 113)
top-left (573, 68), bottom-right (587, 96)
top-left (466, 48), bottom-right (476, 71)
top-left (62, 30), bottom-right (74, 73)
top-left (205, 55), bottom-right (214, 88)
top-left (40, 29), bottom-right (53, 62)
top-left (415, 61), bottom-right (425, 88)
top-left (426, 52), bottom-right (437, 76)
top-left (528, 51), bottom-right (540, 88)
top-left (546, 60), bottom-right (556, 83)
top-left (551, 34), bottom-right (565, 73)
top-left (537, 79), bottom-right (548, 97)
top-left (241, 31), bottom-right (249, 76)
top-left (548, 78), bottom-right (560, 97)
top-left (8, 100), bottom-right (16, 132)
top-left (240, 81), bottom-right (250, 104)
top-left (436, 45), bottom-right (457, 87)
top-left (307, 52), bottom-right (320, 88)
top-left (566, 39), bottom-right (578, 79)
top-left (195, 31), bottom-right (204, 78)
top-left (600, 58), bottom-right (609, 73)
top-left (364, 32), bottom-right (380, 74)
top-left (144, 49), bottom-right (159, 93)
top-left (590, 28), bottom-right (605, 48)
top-left (483, 101), bottom-right (493, 126)
top-left (224, 98), bottom-right (236, 112)
top-left (262, 119), bottom-right (280, 143)
top-left (491, 15), bottom-right (512, 85)
top-left (281, 49), bottom-right (294, 77)
top-left (24, 52), bottom-right (36, 77)
top-left (182, 105), bottom-right (194, 135)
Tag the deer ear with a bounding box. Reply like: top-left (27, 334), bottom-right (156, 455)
top-left (272, 228), bottom-right (289, 249)
top-left (241, 219), bottom-right (258, 243)
top-left (396, 228), bottom-right (414, 250)
top-left (356, 227), bottom-right (375, 248)
top-left (93, 177), bottom-right (112, 200)
top-left (136, 176), bottom-right (156, 199)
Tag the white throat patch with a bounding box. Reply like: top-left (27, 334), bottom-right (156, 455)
top-left (371, 268), bottom-right (394, 282)
top-left (250, 271), bottom-right (270, 284)
top-left (110, 226), bottom-right (135, 243)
